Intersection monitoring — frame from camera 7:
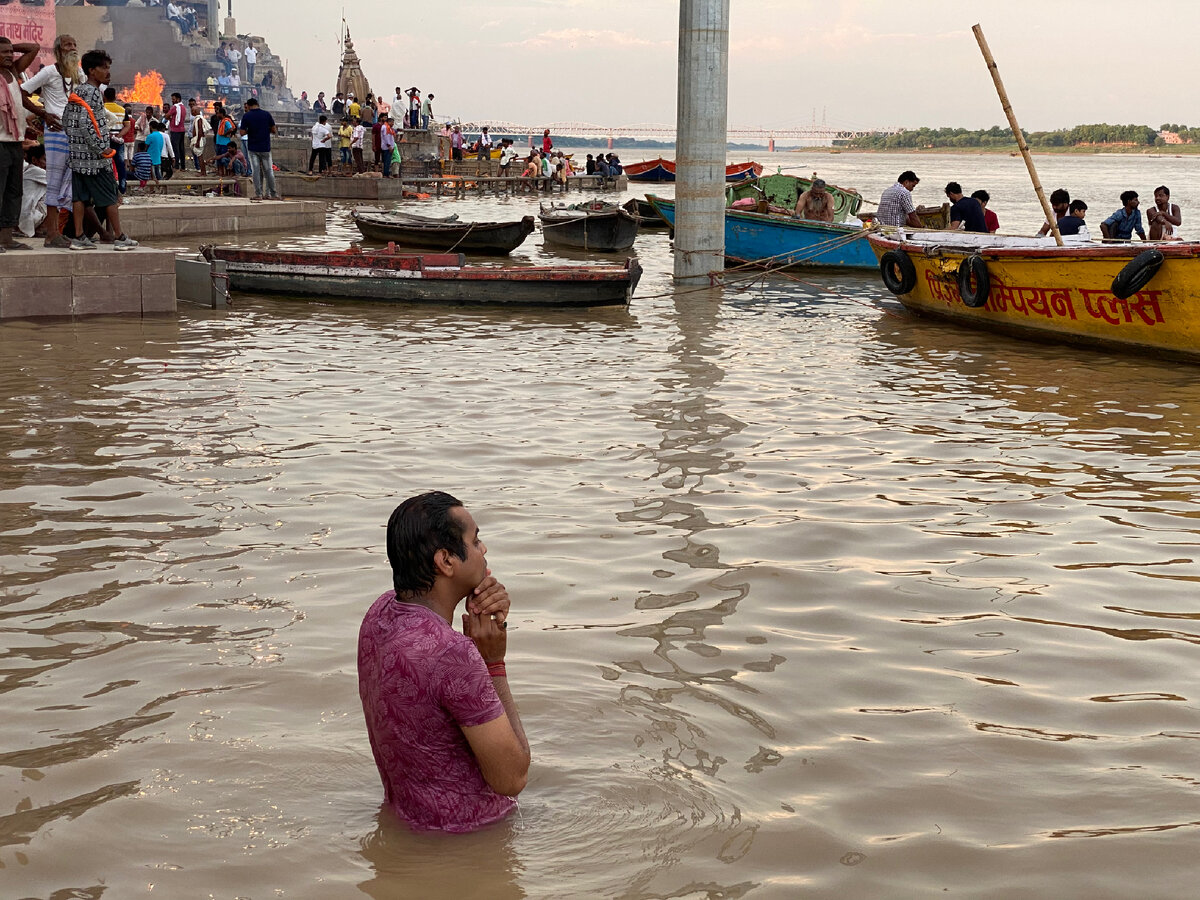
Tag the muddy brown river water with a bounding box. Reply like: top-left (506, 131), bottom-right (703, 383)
top-left (3, 153), bottom-right (1199, 899)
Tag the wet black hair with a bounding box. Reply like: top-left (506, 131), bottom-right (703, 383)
top-left (1120, 190), bottom-right (1138, 205)
top-left (898, 170), bottom-right (918, 183)
top-left (1049, 188), bottom-right (1070, 206)
top-left (944, 182), bottom-right (962, 195)
top-left (971, 189), bottom-right (989, 204)
top-left (1068, 199), bottom-right (1087, 213)
top-left (1155, 185), bottom-right (1170, 197)
top-left (386, 491), bottom-right (467, 598)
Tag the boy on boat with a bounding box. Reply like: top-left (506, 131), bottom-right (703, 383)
top-left (1100, 191), bottom-right (1146, 241)
top-left (1056, 200), bottom-right (1089, 239)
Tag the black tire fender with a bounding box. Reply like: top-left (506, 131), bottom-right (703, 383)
top-left (880, 250), bottom-right (917, 295)
top-left (1111, 249), bottom-right (1165, 300)
top-left (956, 255), bottom-right (990, 308)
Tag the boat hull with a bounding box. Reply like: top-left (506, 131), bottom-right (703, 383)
top-left (624, 158), bottom-right (764, 183)
top-left (201, 247), bottom-right (641, 307)
top-left (647, 196), bottom-right (877, 269)
top-left (867, 233), bottom-right (1200, 362)
top-left (539, 208), bottom-right (640, 252)
top-left (353, 212), bottom-right (536, 254)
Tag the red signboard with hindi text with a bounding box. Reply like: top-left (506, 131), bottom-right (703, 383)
top-left (0, 0), bottom-right (57, 74)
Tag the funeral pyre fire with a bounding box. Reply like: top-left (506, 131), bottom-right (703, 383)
top-left (117, 70), bottom-right (166, 106)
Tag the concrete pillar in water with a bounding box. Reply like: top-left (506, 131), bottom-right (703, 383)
top-left (674, 0), bottom-right (729, 282)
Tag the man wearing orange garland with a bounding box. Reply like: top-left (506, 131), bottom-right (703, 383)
top-left (62, 50), bottom-right (137, 250)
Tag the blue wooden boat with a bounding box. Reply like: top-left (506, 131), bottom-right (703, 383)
top-left (646, 195), bottom-right (877, 270)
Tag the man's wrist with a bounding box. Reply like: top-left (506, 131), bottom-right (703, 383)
top-left (486, 661), bottom-right (507, 678)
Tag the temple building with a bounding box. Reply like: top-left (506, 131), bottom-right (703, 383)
top-left (335, 28), bottom-right (371, 105)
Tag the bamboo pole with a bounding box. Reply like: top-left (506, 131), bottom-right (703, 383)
top-left (972, 24), bottom-right (1062, 246)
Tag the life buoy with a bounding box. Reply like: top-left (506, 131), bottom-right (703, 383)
top-left (956, 255), bottom-right (990, 308)
top-left (880, 250), bottom-right (917, 294)
top-left (1110, 249), bottom-right (1164, 300)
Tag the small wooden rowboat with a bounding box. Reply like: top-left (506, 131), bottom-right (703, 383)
top-left (868, 231), bottom-right (1200, 362)
top-left (622, 198), bottom-right (670, 228)
top-left (623, 158), bottom-right (764, 183)
top-left (352, 210), bottom-right (536, 255)
top-left (539, 201), bottom-right (640, 252)
top-left (200, 245), bottom-right (641, 307)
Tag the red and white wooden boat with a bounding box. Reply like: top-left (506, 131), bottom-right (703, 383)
top-left (200, 244), bottom-right (641, 307)
top-left (623, 158), bottom-right (763, 183)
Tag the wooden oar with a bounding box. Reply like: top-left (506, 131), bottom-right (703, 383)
top-left (972, 24), bottom-right (1063, 246)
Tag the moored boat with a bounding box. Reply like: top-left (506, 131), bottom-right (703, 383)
top-left (352, 209), bottom-right (536, 254)
top-left (726, 173), bottom-right (864, 222)
top-left (539, 201), bottom-right (640, 252)
top-left (646, 195), bottom-right (877, 269)
top-left (868, 230), bottom-right (1200, 362)
top-left (623, 158), bottom-right (764, 183)
top-left (200, 244), bottom-right (641, 307)
top-left (622, 198), bottom-right (670, 228)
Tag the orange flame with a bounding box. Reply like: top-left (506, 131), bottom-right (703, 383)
top-left (117, 70), bottom-right (167, 107)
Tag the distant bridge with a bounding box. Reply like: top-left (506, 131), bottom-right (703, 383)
top-left (456, 121), bottom-right (903, 142)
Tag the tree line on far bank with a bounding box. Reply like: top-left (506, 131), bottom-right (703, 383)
top-left (844, 123), bottom-right (1198, 150)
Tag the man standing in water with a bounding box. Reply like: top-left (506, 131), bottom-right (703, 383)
top-left (358, 491), bottom-right (530, 832)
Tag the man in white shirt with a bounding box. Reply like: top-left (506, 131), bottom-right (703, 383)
top-left (476, 126), bottom-right (492, 174)
top-left (227, 42), bottom-right (241, 76)
top-left (244, 44), bottom-right (257, 84)
top-left (350, 118), bottom-right (365, 173)
top-left (308, 115), bottom-right (332, 174)
top-left (20, 34), bottom-right (83, 247)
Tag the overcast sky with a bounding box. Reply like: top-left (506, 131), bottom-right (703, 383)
top-left (235, 0), bottom-right (1196, 132)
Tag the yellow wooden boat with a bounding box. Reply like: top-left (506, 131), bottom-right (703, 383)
top-left (867, 231), bottom-right (1200, 362)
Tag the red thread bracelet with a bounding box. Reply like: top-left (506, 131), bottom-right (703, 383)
top-left (486, 662), bottom-right (507, 678)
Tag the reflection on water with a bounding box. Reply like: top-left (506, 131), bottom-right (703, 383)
top-left (4, 154), bottom-right (1200, 898)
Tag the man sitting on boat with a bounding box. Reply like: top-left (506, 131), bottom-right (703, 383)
top-left (945, 182), bottom-right (988, 233)
top-left (877, 171), bottom-right (924, 228)
top-left (793, 178), bottom-right (835, 223)
top-left (1036, 188), bottom-right (1071, 236)
top-left (1147, 186), bottom-right (1182, 241)
top-left (971, 190), bottom-right (1000, 233)
top-left (1100, 191), bottom-right (1146, 241)
top-left (1057, 199), bottom-right (1090, 238)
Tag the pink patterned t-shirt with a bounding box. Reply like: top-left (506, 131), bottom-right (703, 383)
top-left (358, 592), bottom-right (516, 832)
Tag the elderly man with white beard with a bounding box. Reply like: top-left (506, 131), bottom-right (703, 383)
top-left (21, 34), bottom-right (85, 248)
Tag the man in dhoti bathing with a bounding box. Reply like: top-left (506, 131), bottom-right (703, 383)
top-left (794, 178), bottom-right (835, 222)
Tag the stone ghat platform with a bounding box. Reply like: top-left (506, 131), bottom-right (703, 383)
top-left (274, 173), bottom-right (627, 200)
top-left (0, 246), bottom-right (176, 319)
top-left (119, 198), bottom-right (327, 239)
